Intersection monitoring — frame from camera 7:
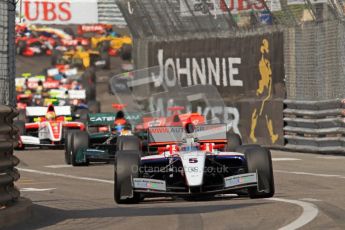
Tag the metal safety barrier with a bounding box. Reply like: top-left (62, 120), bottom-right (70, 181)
top-left (283, 99), bottom-right (345, 154)
top-left (0, 105), bottom-right (19, 206)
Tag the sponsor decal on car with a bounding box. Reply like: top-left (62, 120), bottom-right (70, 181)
top-left (132, 178), bottom-right (166, 191)
top-left (89, 116), bottom-right (116, 123)
top-left (224, 173), bottom-right (257, 188)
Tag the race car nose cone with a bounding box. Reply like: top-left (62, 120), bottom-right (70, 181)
top-left (180, 151), bottom-right (206, 187)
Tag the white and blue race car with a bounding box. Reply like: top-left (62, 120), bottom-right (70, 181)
top-left (114, 123), bottom-right (274, 203)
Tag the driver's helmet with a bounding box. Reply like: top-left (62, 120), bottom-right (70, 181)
top-left (113, 118), bottom-right (126, 133)
top-left (71, 80), bottom-right (79, 90)
top-left (45, 111), bottom-right (56, 121)
top-left (76, 42), bottom-right (84, 52)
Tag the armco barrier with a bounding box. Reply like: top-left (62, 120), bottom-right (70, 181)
top-left (283, 99), bottom-right (345, 153)
top-left (0, 105), bottom-right (20, 205)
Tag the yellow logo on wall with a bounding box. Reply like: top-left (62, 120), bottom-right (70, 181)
top-left (250, 39), bottom-right (278, 144)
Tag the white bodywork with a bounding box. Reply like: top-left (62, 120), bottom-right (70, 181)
top-left (38, 122), bottom-right (63, 142)
top-left (20, 135), bottom-right (40, 145)
top-left (180, 151), bottom-right (206, 186)
top-left (21, 121), bottom-right (63, 146)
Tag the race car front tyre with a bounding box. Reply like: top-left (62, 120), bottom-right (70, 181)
top-left (114, 150), bottom-right (141, 204)
top-left (116, 136), bottom-right (141, 151)
top-left (65, 130), bottom-right (78, 165)
top-left (244, 146), bottom-right (275, 199)
top-left (225, 132), bottom-right (242, 151)
top-left (71, 131), bottom-right (90, 166)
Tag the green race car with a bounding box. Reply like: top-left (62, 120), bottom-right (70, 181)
top-left (64, 112), bottom-right (142, 166)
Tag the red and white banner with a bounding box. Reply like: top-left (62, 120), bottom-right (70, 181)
top-left (18, 0), bottom-right (98, 24)
top-left (179, 0), bottom-right (277, 16)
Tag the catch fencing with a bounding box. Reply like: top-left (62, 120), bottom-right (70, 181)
top-left (0, 105), bottom-right (19, 206)
top-left (0, 0), bottom-right (15, 106)
top-left (98, 0), bottom-right (127, 26)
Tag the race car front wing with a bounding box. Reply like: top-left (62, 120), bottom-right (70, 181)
top-left (131, 172), bottom-right (258, 195)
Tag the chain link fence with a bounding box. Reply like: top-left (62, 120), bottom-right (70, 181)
top-left (285, 20), bottom-right (345, 100)
top-left (0, 0), bottom-right (15, 106)
top-left (98, 0), bottom-right (127, 26)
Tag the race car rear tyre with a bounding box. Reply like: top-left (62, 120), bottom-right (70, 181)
top-left (51, 49), bottom-right (63, 66)
top-left (225, 132), bottom-right (242, 151)
top-left (71, 131), bottom-right (90, 166)
top-left (14, 120), bottom-right (26, 135)
top-left (99, 41), bottom-right (110, 53)
top-left (116, 136), bottom-right (141, 151)
top-left (235, 144), bottom-right (260, 154)
top-left (63, 27), bottom-right (75, 38)
top-left (17, 40), bottom-right (26, 55)
top-left (87, 101), bottom-right (101, 113)
top-left (14, 120), bottom-right (26, 150)
top-left (75, 109), bottom-right (89, 124)
top-left (244, 146), bottom-right (274, 199)
top-left (114, 150), bottom-right (141, 204)
top-left (17, 109), bottom-right (26, 122)
top-left (100, 51), bottom-right (111, 70)
top-left (81, 67), bottom-right (96, 85)
top-left (65, 130), bottom-right (78, 165)
top-left (85, 84), bottom-right (96, 101)
top-left (120, 44), bottom-right (132, 61)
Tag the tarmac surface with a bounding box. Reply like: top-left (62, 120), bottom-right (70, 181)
top-left (6, 149), bottom-right (345, 230)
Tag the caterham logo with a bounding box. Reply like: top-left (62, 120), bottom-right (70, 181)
top-left (90, 116), bottom-right (115, 122)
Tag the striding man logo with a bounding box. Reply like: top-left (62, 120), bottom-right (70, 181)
top-left (250, 39), bottom-right (278, 144)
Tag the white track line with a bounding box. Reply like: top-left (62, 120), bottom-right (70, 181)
top-left (267, 198), bottom-right (319, 230)
top-left (19, 167), bottom-right (320, 229)
top-left (45, 165), bottom-right (72, 169)
top-left (272, 158), bottom-right (301, 161)
top-left (317, 156), bottom-right (345, 160)
top-left (276, 170), bottom-right (345, 179)
top-left (20, 188), bottom-right (56, 192)
top-left (18, 168), bottom-right (114, 184)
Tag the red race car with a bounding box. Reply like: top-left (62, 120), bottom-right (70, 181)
top-left (15, 104), bottom-right (85, 149)
top-left (16, 36), bottom-right (54, 56)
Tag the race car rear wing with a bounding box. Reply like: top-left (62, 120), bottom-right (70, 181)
top-left (68, 90), bottom-right (86, 99)
top-left (26, 106), bottom-right (72, 117)
top-left (48, 89), bottom-right (86, 99)
top-left (148, 124), bottom-right (227, 145)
